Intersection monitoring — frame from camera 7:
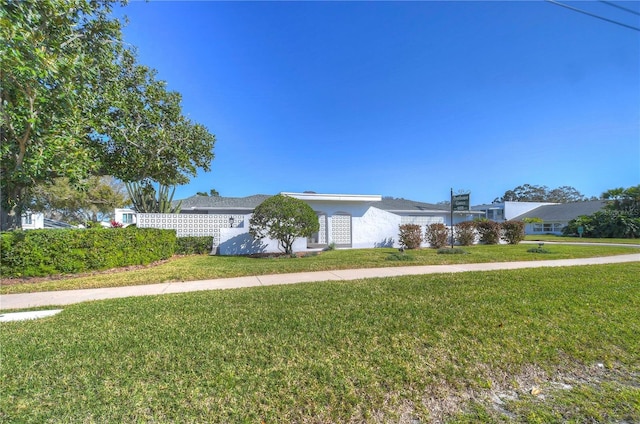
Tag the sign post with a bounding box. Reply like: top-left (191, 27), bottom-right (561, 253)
top-left (450, 191), bottom-right (470, 248)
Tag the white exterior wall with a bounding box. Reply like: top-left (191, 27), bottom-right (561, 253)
top-left (22, 212), bottom-right (44, 230)
top-left (353, 207), bottom-right (401, 248)
top-left (114, 208), bottom-right (137, 227)
top-left (217, 227), bottom-right (307, 255)
top-left (503, 202), bottom-right (557, 220)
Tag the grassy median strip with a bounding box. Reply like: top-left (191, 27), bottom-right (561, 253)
top-left (1, 263), bottom-right (638, 423)
top-left (2, 244), bottom-right (637, 294)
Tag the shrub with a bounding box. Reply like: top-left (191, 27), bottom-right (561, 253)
top-left (527, 247), bottom-right (551, 254)
top-left (385, 252), bottom-right (414, 261)
top-left (425, 223), bottom-right (449, 249)
top-left (454, 221), bottom-right (476, 246)
top-left (501, 220), bottom-right (525, 244)
top-left (1, 227), bottom-right (176, 278)
top-left (563, 211), bottom-right (640, 238)
top-left (475, 220), bottom-right (501, 244)
top-left (398, 224), bottom-right (423, 249)
top-left (176, 236), bottom-right (213, 255)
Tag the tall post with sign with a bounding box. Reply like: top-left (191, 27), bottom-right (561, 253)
top-left (451, 190), bottom-right (470, 248)
top-left (450, 188), bottom-right (454, 248)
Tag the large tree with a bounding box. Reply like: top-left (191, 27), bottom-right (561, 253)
top-left (249, 194), bottom-right (319, 255)
top-left (1, 0), bottom-right (215, 230)
top-left (494, 184), bottom-right (587, 203)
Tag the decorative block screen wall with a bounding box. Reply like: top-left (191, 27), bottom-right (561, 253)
top-left (137, 213), bottom-right (245, 245)
top-left (331, 214), bottom-right (352, 246)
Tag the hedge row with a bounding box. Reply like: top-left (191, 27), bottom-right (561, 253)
top-left (175, 236), bottom-right (213, 255)
top-left (1, 227), bottom-right (176, 278)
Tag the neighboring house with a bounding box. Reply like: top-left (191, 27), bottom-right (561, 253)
top-left (21, 212), bottom-right (45, 229)
top-left (21, 212), bottom-right (75, 230)
top-left (513, 200), bottom-right (609, 235)
top-left (471, 201), bottom-right (558, 222)
top-left (130, 192), bottom-right (479, 255)
top-left (114, 208), bottom-right (137, 227)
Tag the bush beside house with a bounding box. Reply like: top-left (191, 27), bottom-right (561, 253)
top-left (425, 223), bottom-right (449, 248)
top-left (398, 224), bottom-right (423, 249)
top-left (501, 220), bottom-right (526, 244)
top-left (475, 220), bottom-right (502, 245)
top-left (454, 221), bottom-right (476, 246)
top-left (1, 227), bottom-right (176, 278)
top-left (175, 236), bottom-right (213, 255)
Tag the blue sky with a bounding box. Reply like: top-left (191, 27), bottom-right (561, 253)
top-left (114, 0), bottom-right (639, 204)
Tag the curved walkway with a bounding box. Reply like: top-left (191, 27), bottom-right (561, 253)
top-left (1, 253), bottom-right (638, 311)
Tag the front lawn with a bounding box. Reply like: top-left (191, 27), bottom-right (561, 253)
top-left (1, 244), bottom-right (637, 294)
top-left (1, 264), bottom-right (638, 423)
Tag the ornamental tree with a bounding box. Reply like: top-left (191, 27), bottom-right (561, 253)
top-left (249, 194), bottom-right (319, 255)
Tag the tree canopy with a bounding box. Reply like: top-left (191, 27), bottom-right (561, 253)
top-left (0, 0), bottom-right (215, 229)
top-left (249, 195), bottom-right (319, 254)
top-left (29, 176), bottom-right (128, 224)
top-left (602, 185), bottom-right (640, 216)
top-left (494, 184), bottom-right (588, 203)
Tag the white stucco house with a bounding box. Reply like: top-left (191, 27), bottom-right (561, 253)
top-left (130, 192), bottom-right (481, 255)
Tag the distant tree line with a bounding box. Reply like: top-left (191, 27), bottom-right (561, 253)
top-left (493, 184), bottom-right (594, 203)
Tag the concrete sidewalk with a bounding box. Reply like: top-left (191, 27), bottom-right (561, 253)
top-left (1, 253), bottom-right (638, 310)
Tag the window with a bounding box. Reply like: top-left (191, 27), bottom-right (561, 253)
top-left (22, 214), bottom-right (33, 225)
top-left (122, 213), bottom-right (134, 224)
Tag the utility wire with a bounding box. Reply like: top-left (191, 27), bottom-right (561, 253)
top-left (545, 0), bottom-right (640, 32)
top-left (599, 0), bottom-right (640, 17)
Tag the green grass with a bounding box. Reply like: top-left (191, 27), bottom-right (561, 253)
top-left (524, 235), bottom-right (640, 244)
top-left (2, 244), bottom-right (637, 294)
top-left (1, 264), bottom-right (638, 423)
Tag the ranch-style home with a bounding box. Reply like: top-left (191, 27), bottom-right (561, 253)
top-left (116, 192), bottom-right (481, 255)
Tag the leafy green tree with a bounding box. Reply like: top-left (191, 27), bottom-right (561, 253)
top-left (249, 195), bottom-right (319, 254)
top-left (30, 176), bottom-right (128, 224)
top-left (93, 49), bottom-right (215, 187)
top-left (1, 0), bottom-right (216, 229)
top-left (1, 0), bottom-right (125, 229)
top-left (602, 185), bottom-right (639, 217)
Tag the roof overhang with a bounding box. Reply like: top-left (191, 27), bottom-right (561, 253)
top-left (281, 192), bottom-right (382, 202)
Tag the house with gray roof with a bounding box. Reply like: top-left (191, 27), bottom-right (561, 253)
top-left (512, 200), bottom-right (608, 235)
top-left (120, 191), bottom-right (478, 254)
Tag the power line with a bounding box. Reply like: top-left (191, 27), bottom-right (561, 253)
top-left (599, 0), bottom-right (640, 17)
top-left (545, 0), bottom-right (640, 32)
